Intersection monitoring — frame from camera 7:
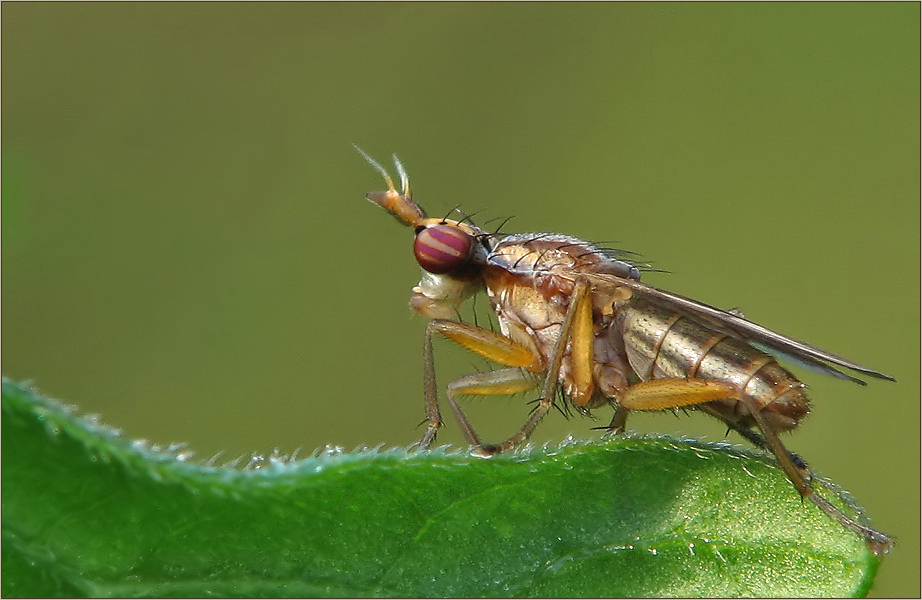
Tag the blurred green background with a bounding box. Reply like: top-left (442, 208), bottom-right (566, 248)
top-left (2, 3), bottom-right (918, 596)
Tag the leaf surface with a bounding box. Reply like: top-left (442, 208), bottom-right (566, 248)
top-left (1, 378), bottom-right (882, 597)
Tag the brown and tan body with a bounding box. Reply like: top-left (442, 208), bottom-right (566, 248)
top-left (356, 148), bottom-right (894, 554)
top-left (482, 234), bottom-right (810, 434)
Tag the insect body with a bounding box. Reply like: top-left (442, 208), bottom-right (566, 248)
top-left (357, 148), bottom-right (895, 554)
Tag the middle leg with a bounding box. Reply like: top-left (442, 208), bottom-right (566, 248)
top-left (472, 278), bottom-right (596, 456)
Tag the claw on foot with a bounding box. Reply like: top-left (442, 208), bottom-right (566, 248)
top-left (471, 444), bottom-right (500, 458)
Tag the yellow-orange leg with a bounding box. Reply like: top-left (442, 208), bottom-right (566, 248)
top-left (417, 319), bottom-right (544, 451)
top-left (418, 279), bottom-right (596, 456)
top-left (604, 377), bottom-right (894, 554)
top-left (445, 368), bottom-right (539, 446)
top-left (471, 279), bottom-right (595, 457)
top-left (607, 400), bottom-right (810, 478)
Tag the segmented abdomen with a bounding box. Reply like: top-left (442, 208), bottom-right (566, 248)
top-left (617, 299), bottom-right (809, 431)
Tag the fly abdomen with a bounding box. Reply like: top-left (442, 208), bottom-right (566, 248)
top-left (619, 299), bottom-right (809, 431)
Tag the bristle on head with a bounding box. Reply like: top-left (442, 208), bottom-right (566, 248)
top-left (392, 154), bottom-right (411, 199)
top-left (353, 144), bottom-right (397, 193)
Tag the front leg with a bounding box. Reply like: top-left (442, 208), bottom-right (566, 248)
top-left (417, 319), bottom-right (544, 451)
top-left (419, 277), bottom-right (596, 456)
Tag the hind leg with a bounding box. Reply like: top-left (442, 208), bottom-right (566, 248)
top-left (606, 378), bottom-right (894, 554)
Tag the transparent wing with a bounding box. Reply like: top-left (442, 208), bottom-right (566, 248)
top-left (584, 273), bottom-right (896, 386)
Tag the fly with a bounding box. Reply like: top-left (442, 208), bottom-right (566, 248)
top-left (356, 147), bottom-right (896, 554)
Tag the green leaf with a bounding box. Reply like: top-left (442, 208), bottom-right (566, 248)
top-left (2, 378), bottom-right (883, 598)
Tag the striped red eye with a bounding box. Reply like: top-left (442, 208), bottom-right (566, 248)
top-left (413, 224), bottom-right (474, 274)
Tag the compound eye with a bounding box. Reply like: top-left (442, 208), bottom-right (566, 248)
top-left (413, 224), bottom-right (473, 274)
